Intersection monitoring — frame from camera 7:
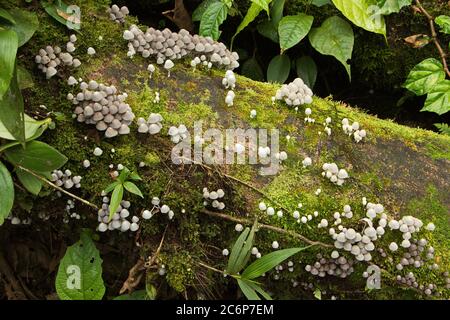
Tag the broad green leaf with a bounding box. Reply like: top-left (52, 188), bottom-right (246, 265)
top-left (113, 290), bottom-right (148, 300)
top-left (257, 20), bottom-right (279, 43)
top-left (242, 247), bottom-right (309, 279)
top-left (0, 161), bottom-right (14, 225)
top-left (435, 15), bottom-right (450, 35)
top-left (270, 0), bottom-right (285, 23)
top-left (267, 54), bottom-right (290, 83)
top-left (422, 80), bottom-right (450, 115)
top-left (375, 0), bottom-right (412, 15)
top-left (109, 184), bottom-right (124, 220)
top-left (0, 8), bottom-right (16, 24)
top-left (17, 65), bottom-right (34, 89)
top-left (434, 123), bottom-right (450, 136)
top-left (55, 230), bottom-right (105, 300)
top-left (227, 227), bottom-right (250, 274)
top-left (257, 0), bottom-right (285, 42)
top-left (237, 278), bottom-right (260, 300)
top-left (331, 0), bottom-right (386, 36)
top-left (309, 16), bottom-right (354, 80)
top-left (312, 0), bottom-right (331, 6)
top-left (41, 0), bottom-right (80, 31)
top-left (16, 168), bottom-right (42, 195)
top-left (0, 66), bottom-right (25, 144)
top-left (5, 141), bottom-right (68, 172)
top-left (123, 181), bottom-right (143, 198)
top-left (0, 114), bottom-right (49, 141)
top-left (278, 14), bottom-right (314, 51)
top-left (192, 0), bottom-right (220, 22)
top-left (296, 56), bottom-right (318, 88)
top-left (199, 1), bottom-right (228, 40)
top-left (404, 58), bottom-right (445, 96)
top-left (8, 8), bottom-right (39, 46)
top-left (241, 58), bottom-right (265, 81)
top-left (231, 3), bottom-right (263, 45)
top-left (0, 29), bottom-right (18, 99)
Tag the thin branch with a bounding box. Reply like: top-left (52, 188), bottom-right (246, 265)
top-left (201, 209), bottom-right (332, 248)
top-left (197, 261), bottom-right (225, 274)
top-left (414, 0), bottom-right (450, 78)
top-left (178, 157), bottom-right (289, 212)
top-left (16, 165), bottom-right (99, 210)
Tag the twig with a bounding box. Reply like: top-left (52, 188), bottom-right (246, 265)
top-left (414, 0), bottom-right (450, 77)
top-left (178, 157), bottom-right (289, 212)
top-left (16, 165), bottom-right (99, 210)
top-left (197, 261), bottom-right (224, 274)
top-left (201, 209), bottom-right (332, 248)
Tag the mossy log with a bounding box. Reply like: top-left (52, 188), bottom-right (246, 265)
top-left (1, 0), bottom-right (449, 300)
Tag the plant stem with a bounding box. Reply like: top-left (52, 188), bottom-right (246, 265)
top-left (16, 165), bottom-right (99, 210)
top-left (414, 0), bottom-right (450, 78)
top-left (201, 209), bottom-right (332, 248)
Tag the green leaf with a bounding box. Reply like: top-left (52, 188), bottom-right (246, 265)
top-left (227, 227), bottom-right (250, 274)
top-left (314, 288), bottom-right (322, 300)
top-left (231, 3), bottom-right (263, 45)
top-left (252, 0), bottom-right (272, 16)
top-left (375, 0), bottom-right (412, 15)
top-left (270, 0), bottom-right (285, 24)
top-left (4, 141), bottom-right (68, 172)
top-left (296, 56), bottom-right (318, 88)
top-left (55, 230), bottom-right (105, 300)
top-left (0, 66), bottom-right (25, 144)
top-left (109, 184), bottom-right (124, 220)
top-left (129, 171), bottom-right (142, 181)
top-left (104, 181), bottom-right (120, 194)
top-left (0, 114), bottom-right (49, 141)
top-left (192, 0), bottom-right (220, 22)
top-left (278, 14), bottom-right (314, 51)
top-left (234, 221), bottom-right (257, 273)
top-left (16, 168), bottom-right (42, 195)
top-left (257, 0), bottom-right (285, 43)
top-left (237, 278), bottom-right (260, 300)
top-left (309, 16), bottom-right (354, 80)
top-left (0, 29), bottom-right (18, 99)
top-left (0, 8), bottom-right (16, 24)
top-left (267, 54), bottom-right (290, 83)
top-left (241, 58), bottom-right (265, 81)
top-left (199, 1), bottom-right (228, 40)
top-left (117, 167), bottom-right (130, 183)
top-left (247, 281), bottom-right (272, 299)
top-left (113, 290), bottom-right (148, 300)
top-left (16, 65), bottom-right (34, 89)
top-left (434, 123), bottom-right (450, 136)
top-left (331, 0), bottom-right (386, 36)
top-left (242, 247), bottom-right (310, 279)
top-left (41, 0), bottom-right (80, 31)
top-left (404, 58), bottom-right (445, 96)
top-left (435, 15), bottom-right (450, 35)
top-left (0, 161), bottom-right (14, 225)
top-left (8, 8), bottom-right (39, 46)
top-left (312, 0), bottom-right (331, 6)
top-left (257, 20), bottom-right (279, 42)
top-left (123, 181), bottom-right (144, 198)
top-left (422, 79), bottom-right (450, 115)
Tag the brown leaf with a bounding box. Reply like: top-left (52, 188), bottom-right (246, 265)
top-left (404, 34), bottom-right (431, 48)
